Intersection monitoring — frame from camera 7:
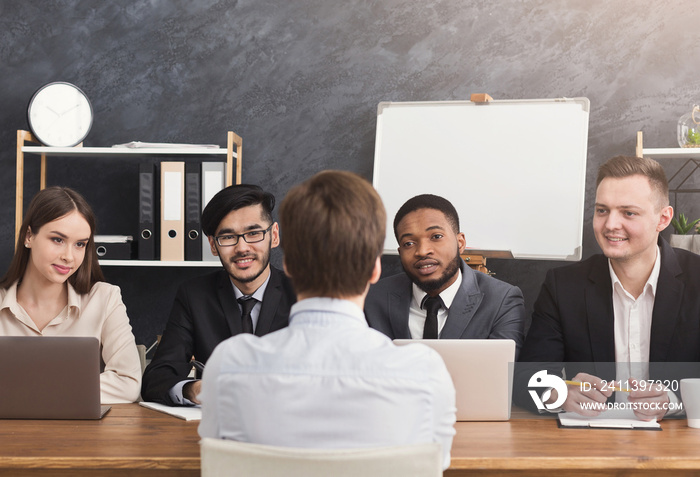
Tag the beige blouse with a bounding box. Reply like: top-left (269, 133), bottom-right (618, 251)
top-left (0, 281), bottom-right (142, 404)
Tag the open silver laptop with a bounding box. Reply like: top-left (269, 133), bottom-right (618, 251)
top-left (394, 339), bottom-right (515, 421)
top-left (0, 336), bottom-right (110, 419)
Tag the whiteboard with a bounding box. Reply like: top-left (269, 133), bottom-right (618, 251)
top-left (373, 98), bottom-right (589, 261)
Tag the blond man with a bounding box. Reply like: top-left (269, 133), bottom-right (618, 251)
top-left (520, 155), bottom-right (700, 420)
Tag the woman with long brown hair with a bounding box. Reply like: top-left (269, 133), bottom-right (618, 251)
top-left (0, 186), bottom-right (141, 403)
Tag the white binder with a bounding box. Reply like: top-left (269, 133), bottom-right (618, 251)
top-left (201, 162), bottom-right (226, 261)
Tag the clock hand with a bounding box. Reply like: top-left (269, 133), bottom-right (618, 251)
top-left (44, 106), bottom-right (61, 117)
top-left (57, 103), bottom-right (84, 117)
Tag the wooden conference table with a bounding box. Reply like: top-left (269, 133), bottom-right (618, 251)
top-left (1, 404), bottom-right (699, 476)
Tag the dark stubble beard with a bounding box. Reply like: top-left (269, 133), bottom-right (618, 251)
top-left (225, 242), bottom-right (272, 284)
top-left (407, 252), bottom-right (462, 294)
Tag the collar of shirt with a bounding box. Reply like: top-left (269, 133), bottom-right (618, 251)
top-left (608, 245), bottom-right (661, 301)
top-left (0, 281), bottom-right (21, 314)
top-left (408, 269), bottom-right (463, 339)
top-left (230, 272), bottom-right (271, 331)
top-left (0, 280), bottom-right (81, 332)
top-left (66, 282), bottom-right (81, 313)
top-left (230, 272), bottom-right (271, 302)
top-left (289, 297), bottom-right (368, 328)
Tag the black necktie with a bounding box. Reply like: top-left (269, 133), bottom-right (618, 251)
top-left (237, 296), bottom-right (257, 334)
top-left (422, 295), bottom-right (443, 339)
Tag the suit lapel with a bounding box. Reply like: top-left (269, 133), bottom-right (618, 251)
top-left (440, 262), bottom-right (482, 339)
top-left (256, 268), bottom-right (283, 336)
top-left (216, 271), bottom-right (243, 336)
top-left (586, 257), bottom-right (616, 362)
top-left (650, 239), bottom-right (684, 362)
top-left (388, 277), bottom-right (412, 339)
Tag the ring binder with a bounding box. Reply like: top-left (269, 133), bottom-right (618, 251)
top-left (201, 162), bottom-right (225, 261)
top-left (161, 161), bottom-right (185, 261)
top-left (185, 162), bottom-right (202, 261)
top-left (138, 163), bottom-right (156, 260)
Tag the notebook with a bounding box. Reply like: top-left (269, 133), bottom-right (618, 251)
top-left (0, 336), bottom-right (111, 419)
top-left (558, 409), bottom-right (660, 430)
top-left (394, 339), bottom-right (515, 421)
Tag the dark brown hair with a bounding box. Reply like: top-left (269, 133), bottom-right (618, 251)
top-left (597, 155), bottom-right (670, 209)
top-left (0, 187), bottom-right (104, 294)
top-left (393, 194), bottom-right (460, 240)
top-left (201, 184), bottom-right (275, 237)
top-left (280, 170), bottom-right (386, 297)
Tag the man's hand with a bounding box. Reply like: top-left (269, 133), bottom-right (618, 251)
top-left (627, 378), bottom-right (670, 421)
top-left (560, 373), bottom-right (613, 416)
top-left (183, 380), bottom-right (202, 404)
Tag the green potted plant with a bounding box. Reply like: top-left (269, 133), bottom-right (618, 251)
top-left (669, 213), bottom-right (700, 253)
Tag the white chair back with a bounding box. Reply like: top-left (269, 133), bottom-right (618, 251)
top-left (200, 438), bottom-right (443, 477)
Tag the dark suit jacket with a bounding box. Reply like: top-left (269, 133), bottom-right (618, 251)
top-left (364, 260), bottom-right (526, 354)
top-left (516, 238), bottom-right (700, 410)
top-left (520, 238), bottom-right (700, 364)
top-left (141, 266), bottom-right (296, 405)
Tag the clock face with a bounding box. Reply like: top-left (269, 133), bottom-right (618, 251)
top-left (27, 82), bottom-right (93, 147)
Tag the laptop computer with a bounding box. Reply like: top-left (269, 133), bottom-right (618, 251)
top-left (0, 336), bottom-right (111, 419)
top-left (394, 339), bottom-right (515, 421)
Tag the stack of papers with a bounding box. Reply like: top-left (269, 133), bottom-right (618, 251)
top-left (139, 401), bottom-right (202, 421)
top-left (112, 141), bottom-right (220, 149)
top-left (94, 235), bottom-right (133, 243)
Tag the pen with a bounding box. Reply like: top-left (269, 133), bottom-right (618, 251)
top-left (565, 380), bottom-right (630, 392)
top-left (190, 359), bottom-right (206, 374)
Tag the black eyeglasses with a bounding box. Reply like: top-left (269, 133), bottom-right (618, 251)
top-left (214, 224), bottom-right (273, 247)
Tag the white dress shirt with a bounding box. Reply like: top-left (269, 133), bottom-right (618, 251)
top-left (609, 246), bottom-right (680, 412)
top-left (199, 297), bottom-right (457, 469)
top-left (169, 273), bottom-right (271, 405)
top-left (408, 270), bottom-right (462, 339)
top-left (610, 246), bottom-right (660, 383)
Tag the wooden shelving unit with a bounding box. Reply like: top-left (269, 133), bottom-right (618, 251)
top-left (15, 129), bottom-right (242, 266)
top-left (637, 130), bottom-right (700, 210)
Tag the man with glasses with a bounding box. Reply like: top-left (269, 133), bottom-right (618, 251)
top-left (142, 184), bottom-right (296, 406)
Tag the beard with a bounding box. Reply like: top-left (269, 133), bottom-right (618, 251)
top-left (224, 243), bottom-right (272, 284)
top-left (405, 252), bottom-right (461, 294)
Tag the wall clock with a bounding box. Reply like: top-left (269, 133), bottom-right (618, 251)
top-left (27, 82), bottom-right (93, 147)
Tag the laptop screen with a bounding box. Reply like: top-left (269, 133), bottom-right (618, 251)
top-left (394, 339), bottom-right (515, 421)
top-left (0, 336), bottom-right (108, 419)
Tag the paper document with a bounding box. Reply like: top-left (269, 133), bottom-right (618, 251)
top-left (94, 235), bottom-right (133, 243)
top-left (558, 408), bottom-right (660, 430)
top-left (139, 401), bottom-right (202, 421)
top-left (112, 141), bottom-right (220, 149)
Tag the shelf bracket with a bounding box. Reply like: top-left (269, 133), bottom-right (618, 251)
top-left (227, 131), bottom-right (243, 186)
top-left (15, 130), bottom-right (42, 249)
top-left (636, 131), bottom-right (644, 158)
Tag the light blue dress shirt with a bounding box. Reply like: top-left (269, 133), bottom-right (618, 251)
top-left (198, 297), bottom-right (457, 469)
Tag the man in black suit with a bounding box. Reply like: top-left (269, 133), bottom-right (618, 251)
top-left (141, 185), bottom-right (295, 405)
top-left (364, 194), bottom-right (526, 353)
top-left (519, 155), bottom-right (700, 420)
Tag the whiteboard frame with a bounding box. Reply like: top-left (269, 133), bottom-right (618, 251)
top-left (372, 97), bottom-right (590, 261)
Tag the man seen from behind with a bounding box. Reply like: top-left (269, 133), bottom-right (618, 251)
top-left (198, 171), bottom-right (456, 469)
